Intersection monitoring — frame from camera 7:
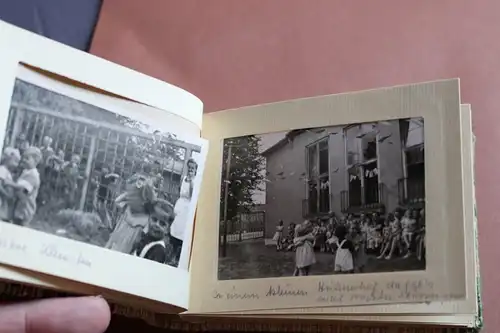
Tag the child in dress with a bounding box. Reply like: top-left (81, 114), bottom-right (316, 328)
top-left (380, 213), bottom-right (403, 260)
top-left (378, 213), bottom-right (394, 258)
top-left (170, 158), bottom-right (198, 263)
top-left (293, 220), bottom-right (316, 276)
top-left (0, 148), bottom-right (20, 221)
top-left (349, 224), bottom-right (366, 273)
top-left (401, 209), bottom-right (417, 257)
top-left (366, 216), bottom-right (382, 252)
top-left (334, 225), bottom-right (354, 274)
top-left (272, 220), bottom-right (284, 251)
top-left (105, 166), bottom-right (157, 254)
top-left (10, 147), bottom-right (42, 226)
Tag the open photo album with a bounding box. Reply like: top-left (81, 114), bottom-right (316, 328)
top-left (0, 21), bottom-right (481, 330)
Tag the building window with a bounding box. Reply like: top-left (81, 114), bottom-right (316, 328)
top-left (306, 137), bottom-right (330, 215)
top-left (401, 118), bottom-right (425, 203)
top-left (345, 124), bottom-right (380, 207)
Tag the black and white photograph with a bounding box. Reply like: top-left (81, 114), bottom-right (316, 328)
top-left (218, 118), bottom-right (426, 280)
top-left (0, 78), bottom-right (203, 268)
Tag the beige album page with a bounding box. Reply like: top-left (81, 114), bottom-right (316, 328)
top-left (189, 79), bottom-right (467, 313)
top-left (190, 105), bottom-right (477, 324)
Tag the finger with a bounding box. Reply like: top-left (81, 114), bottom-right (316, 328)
top-left (0, 296), bottom-right (111, 333)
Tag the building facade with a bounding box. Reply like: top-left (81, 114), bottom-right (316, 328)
top-left (262, 119), bottom-right (424, 239)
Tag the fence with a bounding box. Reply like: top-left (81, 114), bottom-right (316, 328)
top-left (219, 210), bottom-right (265, 243)
top-left (4, 103), bottom-right (201, 220)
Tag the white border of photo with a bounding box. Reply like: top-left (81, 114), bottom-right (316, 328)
top-left (0, 20), bottom-right (207, 310)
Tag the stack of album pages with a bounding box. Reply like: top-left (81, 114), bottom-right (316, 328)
top-left (0, 21), bottom-right (481, 331)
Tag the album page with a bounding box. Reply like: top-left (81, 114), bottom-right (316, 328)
top-left (0, 21), bottom-right (206, 310)
top-left (185, 104), bottom-right (478, 325)
top-left (190, 79), bottom-right (467, 313)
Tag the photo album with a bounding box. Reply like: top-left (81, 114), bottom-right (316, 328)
top-left (0, 21), bottom-right (481, 329)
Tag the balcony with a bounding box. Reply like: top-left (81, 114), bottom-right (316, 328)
top-left (398, 178), bottom-right (425, 206)
top-left (302, 194), bottom-right (332, 218)
top-left (340, 184), bottom-right (386, 214)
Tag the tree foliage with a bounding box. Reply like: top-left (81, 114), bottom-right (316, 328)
top-left (220, 135), bottom-right (265, 222)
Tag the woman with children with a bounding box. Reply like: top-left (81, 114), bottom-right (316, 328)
top-left (282, 206), bottom-right (425, 277)
top-left (0, 133), bottom-right (199, 267)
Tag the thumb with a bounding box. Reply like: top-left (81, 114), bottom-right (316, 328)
top-left (0, 296), bottom-right (111, 333)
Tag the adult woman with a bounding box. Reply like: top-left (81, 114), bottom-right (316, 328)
top-left (170, 158), bottom-right (198, 263)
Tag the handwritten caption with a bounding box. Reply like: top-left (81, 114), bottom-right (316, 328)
top-left (0, 236), bottom-right (92, 268)
top-left (212, 279), bottom-right (463, 305)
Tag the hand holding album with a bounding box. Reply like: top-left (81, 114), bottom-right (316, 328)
top-left (0, 21), bottom-right (480, 329)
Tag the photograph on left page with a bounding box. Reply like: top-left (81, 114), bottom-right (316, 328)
top-left (0, 77), bottom-right (204, 269)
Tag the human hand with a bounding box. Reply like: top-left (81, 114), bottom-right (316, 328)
top-left (0, 296), bottom-right (111, 333)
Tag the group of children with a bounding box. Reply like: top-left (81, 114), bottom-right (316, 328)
top-left (272, 207), bottom-right (426, 276)
top-left (0, 133), bottom-right (199, 267)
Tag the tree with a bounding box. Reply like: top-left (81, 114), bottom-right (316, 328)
top-left (220, 135), bottom-right (265, 224)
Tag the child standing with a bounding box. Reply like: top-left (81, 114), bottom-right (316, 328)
top-left (11, 147), bottom-right (42, 226)
top-left (349, 225), bottom-right (366, 273)
top-left (272, 220), bottom-right (284, 251)
top-left (381, 213), bottom-right (403, 260)
top-left (62, 154), bottom-right (84, 209)
top-left (402, 209), bottom-right (417, 257)
top-left (334, 225), bottom-right (354, 274)
top-left (378, 213), bottom-right (394, 258)
top-left (293, 220), bottom-right (316, 276)
top-left (0, 148), bottom-right (21, 221)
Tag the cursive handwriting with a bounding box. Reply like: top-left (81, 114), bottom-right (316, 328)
top-left (40, 244), bottom-right (70, 262)
top-left (77, 254), bottom-right (92, 268)
top-left (266, 284), bottom-right (308, 297)
top-left (211, 287), bottom-right (260, 300)
top-left (0, 237), bottom-right (27, 253)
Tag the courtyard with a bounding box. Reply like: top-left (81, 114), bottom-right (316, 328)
top-left (218, 239), bottom-right (425, 280)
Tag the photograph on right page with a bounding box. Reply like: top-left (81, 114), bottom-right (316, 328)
top-left (218, 118), bottom-right (425, 280)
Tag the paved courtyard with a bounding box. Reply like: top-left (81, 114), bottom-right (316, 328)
top-left (218, 239), bottom-right (425, 280)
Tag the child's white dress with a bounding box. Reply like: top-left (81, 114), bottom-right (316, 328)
top-left (334, 239), bottom-right (354, 272)
top-left (170, 177), bottom-right (192, 242)
top-left (295, 235), bottom-right (316, 269)
top-left (272, 225), bottom-right (284, 242)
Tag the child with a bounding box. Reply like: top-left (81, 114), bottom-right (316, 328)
top-left (349, 225), bottom-right (366, 273)
top-left (334, 225), bottom-right (354, 274)
top-left (272, 220), bottom-right (284, 251)
top-left (366, 216), bottom-right (382, 252)
top-left (416, 208), bottom-right (426, 261)
top-left (378, 213), bottom-right (394, 258)
top-left (105, 166), bottom-right (157, 254)
top-left (293, 220), bottom-right (316, 276)
top-left (380, 213), bottom-right (403, 260)
top-left (15, 134), bottom-right (30, 156)
top-left (96, 165), bottom-right (120, 229)
top-left (132, 203), bottom-right (175, 265)
top-left (10, 147), bottom-right (42, 226)
top-left (0, 148), bottom-right (20, 221)
top-left (402, 209), bottom-right (417, 257)
top-left (62, 154), bottom-right (84, 209)
top-left (170, 158), bottom-right (198, 262)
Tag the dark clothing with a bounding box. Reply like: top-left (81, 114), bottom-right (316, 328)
top-left (339, 238), bottom-right (355, 253)
top-left (170, 236), bottom-right (183, 264)
top-left (133, 234), bottom-right (174, 264)
top-left (97, 175), bottom-right (114, 202)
